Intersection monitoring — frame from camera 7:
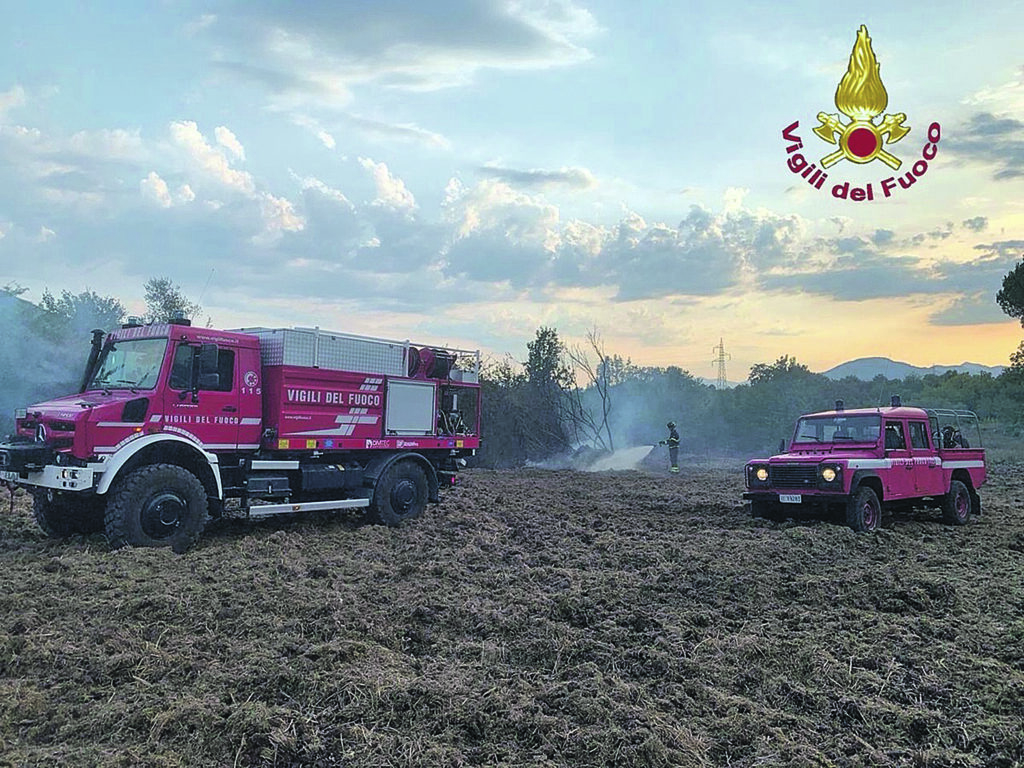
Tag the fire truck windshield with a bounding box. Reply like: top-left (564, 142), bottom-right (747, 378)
top-left (793, 414), bottom-right (881, 444)
top-left (87, 337), bottom-right (168, 392)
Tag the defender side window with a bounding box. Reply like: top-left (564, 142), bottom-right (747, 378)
top-left (909, 421), bottom-right (929, 449)
top-left (884, 422), bottom-right (906, 450)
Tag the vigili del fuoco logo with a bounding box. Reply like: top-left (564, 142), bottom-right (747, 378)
top-left (781, 25), bottom-right (940, 201)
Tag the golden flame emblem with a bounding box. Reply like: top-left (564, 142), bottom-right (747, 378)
top-left (813, 25), bottom-right (910, 169)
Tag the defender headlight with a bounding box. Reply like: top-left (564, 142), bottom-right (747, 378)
top-left (756, 467), bottom-right (769, 482)
top-left (821, 467), bottom-right (836, 483)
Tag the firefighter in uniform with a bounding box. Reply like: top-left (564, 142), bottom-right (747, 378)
top-left (659, 421), bottom-right (680, 473)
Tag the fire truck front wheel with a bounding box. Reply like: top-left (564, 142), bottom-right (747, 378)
top-left (846, 486), bottom-right (882, 532)
top-left (105, 464), bottom-right (208, 552)
top-left (32, 490), bottom-right (105, 537)
top-left (372, 460), bottom-right (428, 526)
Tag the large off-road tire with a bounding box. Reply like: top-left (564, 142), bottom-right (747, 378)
top-left (846, 486), bottom-right (882, 532)
top-left (942, 479), bottom-right (972, 526)
top-left (105, 464), bottom-right (208, 552)
top-left (372, 460), bottom-right (428, 527)
top-left (32, 490), bottom-right (105, 537)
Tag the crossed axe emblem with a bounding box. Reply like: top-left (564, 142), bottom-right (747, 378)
top-left (813, 112), bottom-right (910, 169)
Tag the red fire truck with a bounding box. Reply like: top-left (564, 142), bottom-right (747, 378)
top-left (0, 322), bottom-right (480, 551)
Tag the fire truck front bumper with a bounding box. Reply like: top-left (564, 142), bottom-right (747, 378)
top-left (0, 441), bottom-right (98, 492)
top-left (1, 464), bottom-right (98, 492)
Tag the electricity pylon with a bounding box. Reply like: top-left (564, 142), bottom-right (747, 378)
top-left (711, 338), bottom-right (731, 389)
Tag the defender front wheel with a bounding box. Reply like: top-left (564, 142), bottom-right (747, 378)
top-left (846, 486), bottom-right (881, 532)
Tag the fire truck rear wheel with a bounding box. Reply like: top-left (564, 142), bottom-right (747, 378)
top-left (32, 490), bottom-right (105, 537)
top-left (846, 486), bottom-right (881, 532)
top-left (105, 464), bottom-right (208, 552)
top-left (942, 479), bottom-right (972, 525)
top-left (372, 460), bottom-right (428, 526)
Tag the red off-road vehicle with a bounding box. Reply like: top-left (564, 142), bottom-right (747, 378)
top-left (743, 399), bottom-right (986, 531)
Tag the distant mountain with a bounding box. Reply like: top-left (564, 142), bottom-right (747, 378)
top-left (821, 357), bottom-right (1004, 381)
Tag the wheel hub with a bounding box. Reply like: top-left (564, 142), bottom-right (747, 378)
top-left (390, 479), bottom-right (417, 512)
top-left (142, 492), bottom-right (186, 539)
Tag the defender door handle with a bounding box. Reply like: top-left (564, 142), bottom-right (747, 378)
top-left (223, 406), bottom-right (238, 413)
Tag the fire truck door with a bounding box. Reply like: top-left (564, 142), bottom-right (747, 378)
top-left (165, 342), bottom-right (240, 450)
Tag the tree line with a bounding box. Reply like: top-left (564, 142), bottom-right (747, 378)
top-left (474, 327), bottom-right (1024, 467)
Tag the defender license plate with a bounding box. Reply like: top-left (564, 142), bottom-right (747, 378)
top-left (0, 470), bottom-right (18, 483)
top-left (779, 494), bottom-right (802, 504)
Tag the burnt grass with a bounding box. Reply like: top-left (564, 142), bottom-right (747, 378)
top-left (1, 457), bottom-right (1023, 768)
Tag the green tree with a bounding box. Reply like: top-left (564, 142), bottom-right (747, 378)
top-left (37, 288), bottom-right (126, 339)
top-left (748, 355), bottom-right (811, 385)
top-left (523, 326), bottom-right (573, 457)
top-left (144, 277), bottom-right (201, 323)
top-left (996, 258), bottom-right (1024, 324)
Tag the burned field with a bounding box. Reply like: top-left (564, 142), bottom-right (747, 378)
top-left (1, 460), bottom-right (1022, 767)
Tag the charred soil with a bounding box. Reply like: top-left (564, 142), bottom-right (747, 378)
top-left (1, 457), bottom-right (1022, 767)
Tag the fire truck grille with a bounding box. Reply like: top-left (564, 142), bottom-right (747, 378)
top-left (772, 464), bottom-right (818, 489)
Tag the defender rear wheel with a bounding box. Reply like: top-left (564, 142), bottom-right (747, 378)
top-left (105, 464), bottom-right (208, 552)
top-left (846, 486), bottom-right (881, 532)
top-left (942, 479), bottom-right (972, 526)
top-left (372, 460), bottom-right (428, 526)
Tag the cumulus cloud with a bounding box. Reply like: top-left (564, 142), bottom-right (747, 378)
top-left (169, 120), bottom-right (255, 194)
top-left (358, 157), bottom-right (416, 211)
top-left (141, 171), bottom-right (173, 208)
top-left (253, 192), bottom-right (305, 244)
top-left (962, 216), bottom-right (988, 232)
top-left (214, 126), bottom-right (246, 161)
top-left (437, 180), bottom-right (809, 300)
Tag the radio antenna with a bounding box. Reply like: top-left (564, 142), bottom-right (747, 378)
top-left (196, 268), bottom-right (215, 307)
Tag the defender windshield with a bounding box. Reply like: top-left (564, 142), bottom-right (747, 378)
top-left (793, 414), bottom-right (880, 444)
top-left (87, 338), bottom-right (168, 391)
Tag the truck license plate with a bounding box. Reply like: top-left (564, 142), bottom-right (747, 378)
top-left (779, 494), bottom-right (802, 504)
top-left (0, 470), bottom-right (18, 483)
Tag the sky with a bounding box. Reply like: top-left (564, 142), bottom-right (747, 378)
top-left (1, 0), bottom-right (1024, 382)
